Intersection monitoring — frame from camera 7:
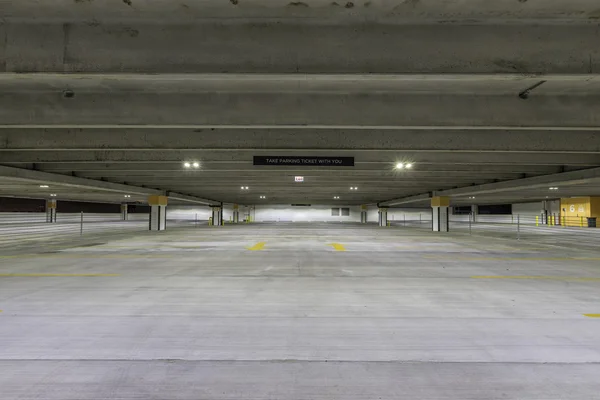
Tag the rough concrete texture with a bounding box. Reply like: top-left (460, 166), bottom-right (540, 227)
top-left (1, 223), bottom-right (600, 399)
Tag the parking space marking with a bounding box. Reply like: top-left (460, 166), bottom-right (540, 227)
top-left (246, 242), bottom-right (266, 251)
top-left (583, 314), bottom-right (600, 318)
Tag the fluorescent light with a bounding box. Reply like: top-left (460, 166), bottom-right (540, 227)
top-left (39, 185), bottom-right (49, 188)
top-left (245, 186), bottom-right (249, 190)
top-left (192, 162), bottom-right (200, 168)
top-left (405, 163), bottom-right (413, 169)
top-left (50, 194), bottom-right (57, 197)
top-left (124, 195), bottom-right (131, 198)
top-left (183, 162), bottom-right (191, 168)
top-left (395, 162), bottom-right (404, 169)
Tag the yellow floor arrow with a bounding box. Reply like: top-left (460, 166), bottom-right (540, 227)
top-left (328, 243), bottom-right (346, 251)
top-left (246, 242), bottom-right (266, 251)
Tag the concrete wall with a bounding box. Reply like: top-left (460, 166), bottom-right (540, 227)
top-left (253, 205), bottom-right (361, 222)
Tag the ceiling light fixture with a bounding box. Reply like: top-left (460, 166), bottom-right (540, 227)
top-left (405, 163), bottom-right (413, 169)
top-left (183, 162), bottom-right (191, 168)
top-left (50, 194), bottom-right (57, 197)
top-left (39, 185), bottom-right (49, 188)
top-left (334, 196), bottom-right (340, 199)
top-left (260, 195), bottom-right (266, 199)
top-left (241, 186), bottom-right (249, 190)
top-left (395, 162), bottom-right (404, 169)
top-left (124, 194), bottom-right (131, 198)
top-left (192, 162), bottom-right (200, 168)
top-left (549, 187), bottom-right (559, 190)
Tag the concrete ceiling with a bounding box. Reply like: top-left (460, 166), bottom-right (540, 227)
top-left (0, 1), bottom-right (599, 207)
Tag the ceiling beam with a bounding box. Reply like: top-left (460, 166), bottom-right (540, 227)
top-left (380, 167), bottom-right (600, 205)
top-left (0, 165), bottom-right (220, 205)
top-left (379, 193), bottom-right (433, 207)
top-left (166, 191), bottom-right (219, 206)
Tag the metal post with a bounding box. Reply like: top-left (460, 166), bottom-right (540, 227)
top-left (517, 214), bottom-right (520, 240)
top-left (80, 211), bottom-right (84, 235)
top-left (403, 214), bottom-right (406, 226)
top-left (195, 213), bottom-right (198, 228)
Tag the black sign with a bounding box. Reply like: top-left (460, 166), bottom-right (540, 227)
top-left (254, 156), bottom-right (354, 167)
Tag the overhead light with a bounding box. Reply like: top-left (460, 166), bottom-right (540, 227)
top-left (192, 162), bottom-right (200, 168)
top-left (241, 186), bottom-right (249, 190)
top-left (124, 194), bottom-right (131, 198)
top-left (334, 196), bottom-right (340, 199)
top-left (350, 187), bottom-right (358, 190)
top-left (395, 162), bottom-right (404, 169)
top-left (260, 195), bottom-right (266, 199)
top-left (469, 196), bottom-right (476, 199)
top-left (183, 162), bottom-right (191, 168)
top-left (39, 185), bottom-right (49, 188)
top-left (50, 194), bottom-right (57, 197)
top-left (549, 187), bottom-right (559, 190)
top-left (405, 163), bottom-right (413, 169)
top-left (246, 186), bottom-right (249, 190)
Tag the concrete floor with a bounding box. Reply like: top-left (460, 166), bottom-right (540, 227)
top-left (1, 223), bottom-right (600, 399)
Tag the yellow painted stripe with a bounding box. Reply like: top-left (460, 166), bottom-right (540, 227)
top-left (0, 274), bottom-right (120, 277)
top-left (328, 243), bottom-right (346, 251)
top-left (583, 314), bottom-right (600, 318)
top-left (472, 276), bottom-right (600, 282)
top-left (246, 242), bottom-right (266, 251)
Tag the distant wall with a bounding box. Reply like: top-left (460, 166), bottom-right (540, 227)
top-left (254, 205), bottom-right (361, 222)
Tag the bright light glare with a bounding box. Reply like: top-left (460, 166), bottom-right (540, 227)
top-left (192, 162), bottom-right (200, 168)
top-left (405, 163), bottom-right (413, 169)
top-left (184, 162), bottom-right (191, 168)
top-left (395, 162), bottom-right (404, 169)
top-left (39, 185), bottom-right (49, 188)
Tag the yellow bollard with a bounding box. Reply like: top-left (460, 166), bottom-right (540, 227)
top-left (580, 216), bottom-right (584, 228)
top-left (536, 216), bottom-right (539, 227)
top-left (209, 217), bottom-right (213, 226)
top-left (562, 215), bottom-right (566, 227)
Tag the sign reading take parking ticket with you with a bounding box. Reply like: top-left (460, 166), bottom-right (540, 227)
top-left (254, 156), bottom-right (355, 167)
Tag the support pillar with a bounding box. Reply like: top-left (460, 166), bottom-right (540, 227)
top-left (378, 207), bottom-right (388, 227)
top-left (148, 195), bottom-right (168, 231)
top-left (432, 196), bottom-right (450, 232)
top-left (46, 199), bottom-right (57, 223)
top-left (211, 206), bottom-right (223, 226)
top-left (361, 205), bottom-right (368, 224)
top-left (471, 204), bottom-right (478, 223)
top-left (121, 203), bottom-right (129, 221)
top-left (233, 204), bottom-right (240, 223)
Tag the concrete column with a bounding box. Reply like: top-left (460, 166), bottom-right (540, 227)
top-left (361, 205), bottom-right (368, 224)
top-left (148, 195), bottom-right (168, 231)
top-left (121, 203), bottom-right (129, 221)
top-left (45, 199), bottom-right (57, 223)
top-left (233, 204), bottom-right (239, 223)
top-left (378, 207), bottom-right (388, 227)
top-left (471, 204), bottom-right (478, 223)
top-left (211, 206), bottom-right (223, 226)
top-left (432, 196), bottom-right (450, 232)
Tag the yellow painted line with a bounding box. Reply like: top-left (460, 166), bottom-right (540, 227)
top-left (583, 314), bottom-right (600, 318)
top-left (0, 274), bottom-right (120, 277)
top-left (328, 243), bottom-right (346, 251)
top-left (472, 276), bottom-right (600, 282)
top-left (246, 242), bottom-right (266, 251)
